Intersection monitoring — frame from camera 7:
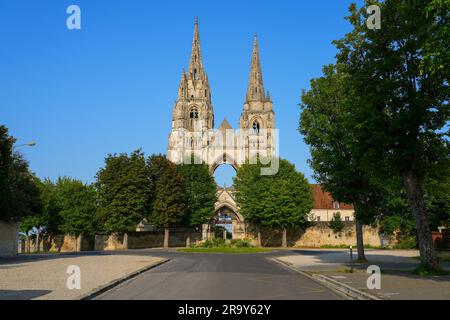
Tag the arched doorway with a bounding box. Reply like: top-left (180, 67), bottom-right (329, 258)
top-left (213, 200), bottom-right (246, 240)
top-left (212, 164), bottom-right (246, 240)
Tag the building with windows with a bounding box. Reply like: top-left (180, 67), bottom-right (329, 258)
top-left (308, 184), bottom-right (355, 222)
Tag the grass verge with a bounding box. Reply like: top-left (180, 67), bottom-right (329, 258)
top-left (413, 252), bottom-right (450, 263)
top-left (177, 247), bottom-right (272, 254)
top-left (411, 265), bottom-right (450, 276)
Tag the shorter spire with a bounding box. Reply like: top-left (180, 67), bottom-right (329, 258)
top-left (178, 69), bottom-right (187, 98)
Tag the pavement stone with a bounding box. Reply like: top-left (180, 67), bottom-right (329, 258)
top-left (0, 253), bottom-right (164, 300)
top-left (277, 249), bottom-right (450, 300)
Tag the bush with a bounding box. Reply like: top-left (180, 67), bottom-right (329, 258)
top-left (329, 212), bottom-right (345, 233)
top-left (194, 238), bottom-right (253, 249)
top-left (394, 236), bottom-right (417, 249)
top-left (231, 239), bottom-right (252, 248)
top-left (198, 238), bottom-right (227, 248)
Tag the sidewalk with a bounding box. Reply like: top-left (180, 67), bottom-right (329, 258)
top-left (277, 249), bottom-right (450, 300)
top-left (319, 269), bottom-right (450, 300)
top-left (0, 253), bottom-right (166, 300)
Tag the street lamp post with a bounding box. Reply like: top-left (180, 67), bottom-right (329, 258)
top-left (13, 141), bottom-right (36, 151)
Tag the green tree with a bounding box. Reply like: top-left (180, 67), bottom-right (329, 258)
top-left (300, 64), bottom-right (384, 261)
top-left (56, 177), bottom-right (98, 238)
top-left (234, 158), bottom-right (313, 247)
top-left (333, 0), bottom-right (449, 269)
top-left (378, 171), bottom-right (449, 247)
top-left (424, 166), bottom-right (450, 230)
top-left (96, 150), bottom-right (151, 234)
top-left (177, 163), bottom-right (217, 227)
top-left (148, 155), bottom-right (186, 248)
top-left (21, 178), bottom-right (62, 237)
top-left (0, 125), bottom-right (15, 219)
top-left (0, 125), bottom-right (41, 223)
top-left (329, 213), bottom-right (345, 234)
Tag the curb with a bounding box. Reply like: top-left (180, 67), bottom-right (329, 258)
top-left (78, 258), bottom-right (171, 300)
top-left (271, 258), bottom-right (381, 300)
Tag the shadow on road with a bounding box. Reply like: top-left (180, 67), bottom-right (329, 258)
top-left (0, 290), bottom-right (52, 300)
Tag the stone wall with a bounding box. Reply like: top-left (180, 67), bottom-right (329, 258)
top-left (95, 228), bottom-right (203, 251)
top-left (246, 222), bottom-right (389, 248)
top-left (0, 222), bottom-right (19, 258)
top-left (19, 235), bottom-right (94, 253)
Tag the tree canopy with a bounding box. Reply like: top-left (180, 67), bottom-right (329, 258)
top-left (148, 155), bottom-right (186, 228)
top-left (0, 125), bottom-right (41, 223)
top-left (96, 149), bottom-right (151, 234)
top-left (56, 177), bottom-right (98, 237)
top-left (177, 163), bottom-right (217, 227)
top-left (303, 0), bottom-right (450, 269)
top-left (234, 158), bottom-right (313, 230)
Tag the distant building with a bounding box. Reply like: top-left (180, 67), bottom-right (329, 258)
top-left (308, 184), bottom-right (354, 222)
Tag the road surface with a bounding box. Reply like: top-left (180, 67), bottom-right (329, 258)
top-left (95, 251), bottom-right (342, 300)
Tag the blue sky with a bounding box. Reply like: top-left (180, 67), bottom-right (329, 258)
top-left (0, 0), bottom-right (362, 186)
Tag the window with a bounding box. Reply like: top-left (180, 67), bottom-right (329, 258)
top-left (190, 108), bottom-right (199, 119)
top-left (194, 69), bottom-right (197, 80)
top-left (333, 201), bottom-right (340, 209)
top-left (345, 216), bottom-right (350, 222)
top-left (316, 216), bottom-right (321, 222)
top-left (252, 121), bottom-right (260, 134)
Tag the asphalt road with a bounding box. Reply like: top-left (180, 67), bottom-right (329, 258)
top-left (95, 251), bottom-right (342, 300)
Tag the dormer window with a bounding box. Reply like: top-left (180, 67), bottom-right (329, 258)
top-left (333, 201), bottom-right (340, 209)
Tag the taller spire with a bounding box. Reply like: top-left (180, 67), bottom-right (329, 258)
top-left (246, 33), bottom-right (266, 103)
top-left (187, 17), bottom-right (205, 81)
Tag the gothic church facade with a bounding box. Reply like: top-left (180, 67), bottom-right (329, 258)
top-left (168, 18), bottom-right (276, 172)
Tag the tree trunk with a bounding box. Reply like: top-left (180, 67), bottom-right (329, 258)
top-left (403, 171), bottom-right (439, 269)
top-left (257, 230), bottom-right (262, 247)
top-left (186, 236), bottom-right (190, 248)
top-left (164, 227), bottom-right (169, 250)
top-left (281, 228), bottom-right (287, 248)
top-left (35, 230), bottom-right (40, 253)
top-left (355, 219), bottom-right (366, 262)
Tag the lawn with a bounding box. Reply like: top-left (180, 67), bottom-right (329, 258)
top-left (438, 252), bottom-right (450, 262)
top-left (177, 247), bottom-right (272, 254)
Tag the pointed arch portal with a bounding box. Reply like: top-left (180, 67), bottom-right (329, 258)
top-left (209, 153), bottom-right (239, 175)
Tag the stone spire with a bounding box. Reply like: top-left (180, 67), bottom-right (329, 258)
top-left (177, 69), bottom-right (187, 98)
top-left (187, 17), bottom-right (205, 81)
top-left (246, 33), bottom-right (266, 102)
